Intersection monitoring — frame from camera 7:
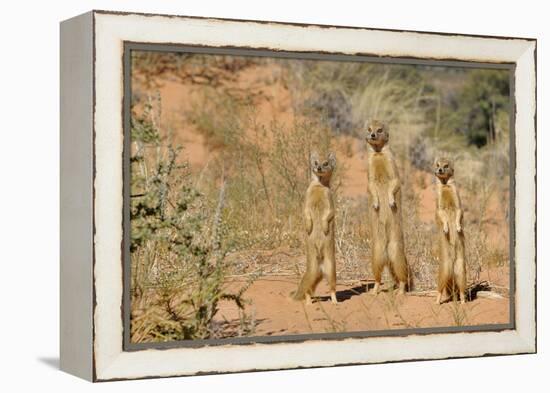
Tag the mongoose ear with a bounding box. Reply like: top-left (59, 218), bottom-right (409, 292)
top-left (328, 151), bottom-right (336, 167)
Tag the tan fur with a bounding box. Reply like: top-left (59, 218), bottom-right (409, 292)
top-left (292, 152), bottom-right (337, 305)
top-left (365, 120), bottom-right (409, 295)
top-left (433, 157), bottom-right (467, 304)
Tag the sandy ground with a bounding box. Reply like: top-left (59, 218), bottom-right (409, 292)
top-left (218, 274), bottom-right (510, 336)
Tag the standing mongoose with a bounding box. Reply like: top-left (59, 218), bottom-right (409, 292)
top-left (292, 151), bottom-right (337, 305)
top-left (365, 120), bottom-right (409, 295)
top-left (434, 157), bottom-right (467, 304)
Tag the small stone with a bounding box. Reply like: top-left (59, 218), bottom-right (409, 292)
top-left (476, 291), bottom-right (504, 299)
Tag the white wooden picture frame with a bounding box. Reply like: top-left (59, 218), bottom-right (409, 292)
top-left (60, 10), bottom-right (536, 381)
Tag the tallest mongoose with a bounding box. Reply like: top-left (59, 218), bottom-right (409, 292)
top-left (365, 120), bottom-right (409, 295)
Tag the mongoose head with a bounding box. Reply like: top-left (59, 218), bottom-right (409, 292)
top-left (365, 120), bottom-right (389, 150)
top-left (434, 157), bottom-right (454, 182)
top-left (310, 151), bottom-right (336, 182)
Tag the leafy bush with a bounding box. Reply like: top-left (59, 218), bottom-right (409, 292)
top-left (129, 98), bottom-right (254, 342)
top-left (437, 69), bottom-right (510, 147)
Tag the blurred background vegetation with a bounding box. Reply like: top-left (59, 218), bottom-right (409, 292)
top-left (129, 51), bottom-right (511, 342)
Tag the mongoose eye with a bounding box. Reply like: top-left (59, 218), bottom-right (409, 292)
top-left (314, 161), bottom-right (318, 166)
top-left (323, 162), bottom-right (328, 167)
top-left (367, 127), bottom-right (372, 132)
top-left (377, 128), bottom-right (383, 133)
top-left (444, 164), bottom-right (449, 169)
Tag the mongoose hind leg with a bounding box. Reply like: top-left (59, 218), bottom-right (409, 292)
top-left (435, 292), bottom-right (441, 305)
top-left (371, 241), bottom-right (385, 295)
top-left (323, 254), bottom-right (338, 304)
top-left (307, 272), bottom-right (323, 306)
top-left (459, 291), bottom-right (466, 305)
top-left (435, 288), bottom-right (448, 305)
top-left (388, 240), bottom-right (408, 295)
top-left (437, 255), bottom-right (452, 305)
top-left (294, 256), bottom-right (322, 305)
top-left (454, 256), bottom-right (467, 305)
top-left (395, 281), bottom-right (406, 295)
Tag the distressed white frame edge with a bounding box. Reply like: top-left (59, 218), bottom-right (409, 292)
top-left (89, 11), bottom-right (535, 381)
top-left (60, 11), bottom-right (94, 381)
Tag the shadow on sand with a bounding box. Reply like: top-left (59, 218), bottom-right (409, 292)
top-left (317, 282), bottom-right (375, 303)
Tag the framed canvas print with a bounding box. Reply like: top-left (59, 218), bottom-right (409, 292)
top-left (60, 10), bottom-right (537, 382)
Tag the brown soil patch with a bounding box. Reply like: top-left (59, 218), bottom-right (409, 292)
top-left (218, 274), bottom-right (510, 337)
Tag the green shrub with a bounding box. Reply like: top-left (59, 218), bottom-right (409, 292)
top-left (129, 98), bottom-right (254, 342)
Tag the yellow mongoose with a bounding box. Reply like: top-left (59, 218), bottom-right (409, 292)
top-left (434, 157), bottom-right (467, 304)
top-left (292, 151), bottom-right (337, 305)
top-left (365, 120), bottom-right (409, 295)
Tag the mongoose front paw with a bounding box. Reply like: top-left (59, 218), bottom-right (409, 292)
top-left (443, 223), bottom-right (449, 234)
top-left (372, 201), bottom-right (379, 210)
top-left (456, 225), bottom-right (463, 233)
top-left (388, 197), bottom-right (396, 209)
top-left (322, 222), bottom-right (329, 235)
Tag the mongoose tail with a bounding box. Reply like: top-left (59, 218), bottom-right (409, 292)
top-left (291, 262), bottom-right (322, 302)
